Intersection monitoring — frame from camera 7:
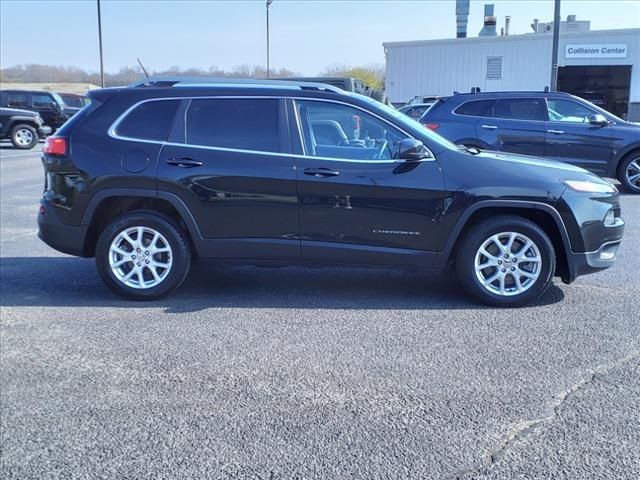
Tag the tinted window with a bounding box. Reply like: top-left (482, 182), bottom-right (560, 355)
top-left (116, 100), bottom-right (180, 141)
top-left (31, 93), bottom-right (55, 109)
top-left (455, 99), bottom-right (495, 117)
top-left (296, 100), bottom-right (405, 160)
top-left (403, 105), bottom-right (431, 120)
top-left (6, 93), bottom-right (28, 108)
top-left (494, 98), bottom-right (547, 121)
top-left (61, 94), bottom-right (81, 108)
top-left (547, 99), bottom-right (595, 123)
top-left (186, 98), bottom-right (280, 152)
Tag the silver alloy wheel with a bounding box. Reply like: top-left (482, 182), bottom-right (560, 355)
top-left (626, 158), bottom-right (640, 189)
top-left (15, 128), bottom-right (34, 146)
top-left (474, 231), bottom-right (542, 297)
top-left (109, 226), bottom-right (173, 289)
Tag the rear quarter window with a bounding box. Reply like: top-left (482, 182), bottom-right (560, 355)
top-left (115, 100), bottom-right (180, 141)
top-left (455, 99), bottom-right (495, 117)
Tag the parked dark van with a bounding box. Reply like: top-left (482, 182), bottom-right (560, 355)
top-left (38, 78), bottom-right (624, 307)
top-left (421, 91), bottom-right (640, 193)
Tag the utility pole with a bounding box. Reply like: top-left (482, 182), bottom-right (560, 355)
top-left (550, 0), bottom-right (561, 90)
top-left (266, 0), bottom-right (274, 78)
top-left (97, 0), bottom-right (105, 87)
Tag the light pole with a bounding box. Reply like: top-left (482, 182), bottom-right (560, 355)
top-left (550, 0), bottom-right (561, 90)
top-left (97, 0), bottom-right (105, 87)
top-left (266, 0), bottom-right (274, 78)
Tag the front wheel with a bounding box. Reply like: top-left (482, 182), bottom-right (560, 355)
top-left (618, 153), bottom-right (640, 194)
top-left (95, 212), bottom-right (191, 300)
top-left (456, 216), bottom-right (556, 307)
top-left (11, 124), bottom-right (39, 149)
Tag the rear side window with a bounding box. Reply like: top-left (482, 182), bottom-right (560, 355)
top-left (116, 100), bottom-right (180, 141)
top-left (494, 98), bottom-right (547, 121)
top-left (6, 92), bottom-right (28, 108)
top-left (455, 99), bottom-right (495, 117)
top-left (185, 98), bottom-right (280, 152)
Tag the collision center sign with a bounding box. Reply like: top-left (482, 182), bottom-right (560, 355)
top-left (565, 44), bottom-right (628, 59)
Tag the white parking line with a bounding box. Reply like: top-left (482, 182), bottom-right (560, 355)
top-left (0, 152), bottom-right (42, 158)
top-left (1, 230), bottom-right (38, 241)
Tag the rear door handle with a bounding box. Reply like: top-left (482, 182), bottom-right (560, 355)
top-left (547, 129), bottom-right (565, 135)
top-left (166, 157), bottom-right (203, 168)
top-left (481, 124), bottom-right (498, 130)
top-left (303, 167), bottom-right (340, 177)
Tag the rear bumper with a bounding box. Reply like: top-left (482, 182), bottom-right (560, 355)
top-left (38, 199), bottom-right (88, 257)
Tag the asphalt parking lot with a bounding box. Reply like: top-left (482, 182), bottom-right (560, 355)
top-left (1, 143), bottom-right (639, 479)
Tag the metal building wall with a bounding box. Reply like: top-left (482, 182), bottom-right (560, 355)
top-left (384, 29), bottom-right (640, 105)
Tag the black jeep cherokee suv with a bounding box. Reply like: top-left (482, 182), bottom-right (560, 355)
top-left (38, 78), bottom-right (625, 307)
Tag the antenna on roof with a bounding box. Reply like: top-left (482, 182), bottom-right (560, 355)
top-left (137, 58), bottom-right (150, 79)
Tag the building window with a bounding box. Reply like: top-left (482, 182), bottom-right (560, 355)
top-left (486, 56), bottom-right (503, 80)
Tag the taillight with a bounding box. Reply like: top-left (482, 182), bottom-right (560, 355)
top-left (43, 137), bottom-right (67, 156)
top-left (423, 123), bottom-right (440, 130)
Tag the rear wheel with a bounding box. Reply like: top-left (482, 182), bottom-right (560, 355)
top-left (11, 124), bottom-right (38, 149)
top-left (95, 212), bottom-right (191, 300)
top-left (618, 153), bottom-right (640, 194)
top-left (456, 216), bottom-right (555, 307)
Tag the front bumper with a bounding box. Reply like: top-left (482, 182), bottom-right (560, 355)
top-left (38, 125), bottom-right (52, 137)
top-left (558, 187), bottom-right (625, 283)
top-left (563, 239), bottom-right (623, 283)
top-left (38, 199), bottom-right (88, 257)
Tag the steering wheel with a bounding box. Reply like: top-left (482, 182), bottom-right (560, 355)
top-left (374, 140), bottom-right (388, 159)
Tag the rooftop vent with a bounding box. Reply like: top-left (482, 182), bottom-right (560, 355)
top-left (456, 0), bottom-right (470, 39)
top-left (479, 4), bottom-right (497, 37)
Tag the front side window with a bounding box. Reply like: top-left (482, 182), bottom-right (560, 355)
top-left (296, 100), bottom-right (405, 160)
top-left (547, 99), bottom-right (596, 123)
top-left (494, 98), bottom-right (547, 121)
top-left (116, 99), bottom-right (180, 141)
top-left (186, 98), bottom-right (280, 152)
top-left (31, 94), bottom-right (55, 110)
top-left (455, 99), bottom-right (495, 117)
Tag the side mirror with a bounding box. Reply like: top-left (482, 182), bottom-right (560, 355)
top-left (396, 138), bottom-right (430, 162)
top-left (589, 114), bottom-right (609, 126)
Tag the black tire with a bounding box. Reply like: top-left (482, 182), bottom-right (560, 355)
top-left (456, 215), bottom-right (556, 307)
top-left (617, 152), bottom-right (640, 194)
top-left (10, 124), bottom-right (39, 149)
top-left (95, 211), bottom-right (191, 300)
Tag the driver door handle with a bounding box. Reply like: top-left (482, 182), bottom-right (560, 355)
top-left (481, 124), bottom-right (498, 130)
top-left (303, 167), bottom-right (340, 177)
top-left (166, 157), bottom-right (203, 168)
top-left (547, 129), bottom-right (565, 135)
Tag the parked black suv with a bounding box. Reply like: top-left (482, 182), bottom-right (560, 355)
top-left (0, 107), bottom-right (51, 149)
top-left (38, 78), bottom-right (625, 306)
top-left (420, 91), bottom-right (640, 193)
top-left (0, 90), bottom-right (70, 131)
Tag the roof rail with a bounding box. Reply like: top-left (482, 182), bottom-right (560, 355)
top-left (128, 76), bottom-right (344, 94)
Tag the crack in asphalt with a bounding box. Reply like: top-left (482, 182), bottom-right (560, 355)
top-left (447, 351), bottom-right (640, 480)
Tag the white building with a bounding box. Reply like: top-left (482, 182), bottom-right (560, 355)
top-left (384, 18), bottom-right (640, 121)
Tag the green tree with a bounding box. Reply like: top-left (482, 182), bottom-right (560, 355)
top-left (320, 64), bottom-right (385, 90)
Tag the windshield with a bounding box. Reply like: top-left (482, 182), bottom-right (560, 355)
top-left (51, 92), bottom-right (66, 107)
top-left (355, 94), bottom-right (459, 151)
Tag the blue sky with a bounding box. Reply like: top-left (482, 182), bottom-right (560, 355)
top-left (1, 0), bottom-right (639, 75)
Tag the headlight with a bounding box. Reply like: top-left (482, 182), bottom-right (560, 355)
top-left (563, 180), bottom-right (617, 194)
